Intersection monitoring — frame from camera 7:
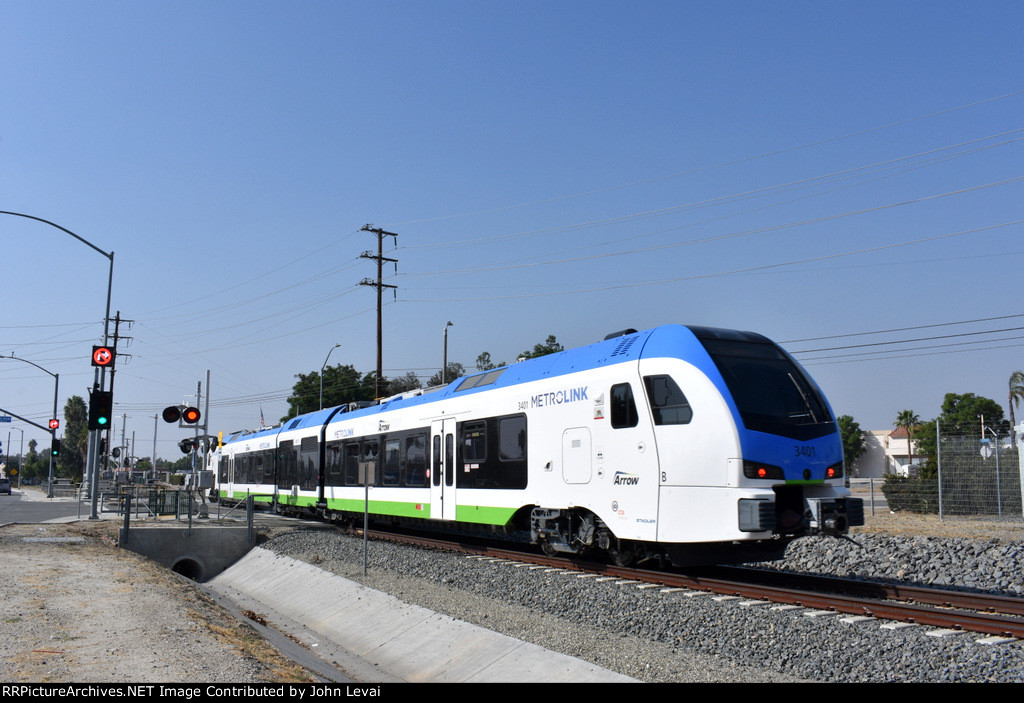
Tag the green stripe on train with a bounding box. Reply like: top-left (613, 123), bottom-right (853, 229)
top-left (296, 496), bottom-right (520, 525)
top-left (229, 491), bottom-right (518, 526)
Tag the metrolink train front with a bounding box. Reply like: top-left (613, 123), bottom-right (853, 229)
top-left (651, 326), bottom-right (865, 566)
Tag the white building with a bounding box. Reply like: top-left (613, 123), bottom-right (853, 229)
top-left (848, 427), bottom-right (920, 478)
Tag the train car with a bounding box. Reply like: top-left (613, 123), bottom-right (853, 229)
top-left (212, 324), bottom-right (863, 566)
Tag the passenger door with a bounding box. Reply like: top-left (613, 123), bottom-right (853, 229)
top-left (430, 418), bottom-right (457, 521)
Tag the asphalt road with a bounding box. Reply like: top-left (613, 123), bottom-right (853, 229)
top-left (0, 487), bottom-right (92, 524)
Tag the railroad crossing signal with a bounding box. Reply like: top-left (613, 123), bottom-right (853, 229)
top-left (91, 345), bottom-right (116, 369)
top-left (88, 390), bottom-right (113, 430)
top-left (162, 405), bottom-right (201, 425)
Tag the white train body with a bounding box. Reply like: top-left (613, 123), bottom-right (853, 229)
top-left (212, 325), bottom-right (862, 565)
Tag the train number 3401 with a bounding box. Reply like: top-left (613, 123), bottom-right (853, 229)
top-left (794, 445), bottom-right (816, 458)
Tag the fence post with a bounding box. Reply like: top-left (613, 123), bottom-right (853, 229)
top-left (1018, 421), bottom-right (1024, 518)
top-left (247, 494), bottom-right (254, 543)
top-left (122, 493), bottom-right (131, 545)
top-left (937, 419), bottom-right (943, 520)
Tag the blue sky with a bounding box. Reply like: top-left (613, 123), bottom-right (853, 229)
top-left (1, 1), bottom-right (1021, 460)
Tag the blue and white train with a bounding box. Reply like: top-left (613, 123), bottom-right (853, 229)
top-left (210, 325), bottom-right (863, 566)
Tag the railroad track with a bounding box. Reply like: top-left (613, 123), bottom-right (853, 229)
top-left (356, 524), bottom-right (1024, 641)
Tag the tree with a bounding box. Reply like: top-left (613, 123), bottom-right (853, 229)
top-left (61, 395), bottom-right (88, 480)
top-left (283, 363), bottom-right (377, 421)
top-left (837, 415), bottom-right (866, 473)
top-left (387, 371), bottom-right (422, 395)
top-left (937, 392), bottom-right (1005, 435)
top-left (893, 409), bottom-right (920, 471)
top-left (428, 362), bottom-right (465, 387)
top-left (910, 392), bottom-right (1006, 477)
top-left (21, 438), bottom-right (46, 482)
top-left (1009, 371), bottom-right (1024, 448)
top-left (520, 335), bottom-right (564, 360)
top-left (476, 351), bottom-right (505, 371)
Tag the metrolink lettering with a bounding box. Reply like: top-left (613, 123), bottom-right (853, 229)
top-left (530, 386), bottom-right (588, 408)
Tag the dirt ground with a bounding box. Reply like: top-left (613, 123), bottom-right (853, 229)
top-left (853, 506), bottom-right (1024, 541)
top-left (0, 521), bottom-right (313, 683)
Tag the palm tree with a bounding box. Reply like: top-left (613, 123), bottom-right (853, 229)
top-left (1009, 371), bottom-right (1024, 448)
top-left (894, 410), bottom-right (920, 473)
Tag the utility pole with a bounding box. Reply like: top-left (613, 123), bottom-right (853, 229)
top-left (359, 224), bottom-right (398, 399)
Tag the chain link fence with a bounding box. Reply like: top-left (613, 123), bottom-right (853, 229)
top-left (872, 433), bottom-right (1024, 520)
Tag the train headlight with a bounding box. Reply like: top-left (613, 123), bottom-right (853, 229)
top-left (743, 460), bottom-right (784, 480)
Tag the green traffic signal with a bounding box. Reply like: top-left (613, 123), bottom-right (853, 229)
top-left (88, 390), bottom-right (113, 430)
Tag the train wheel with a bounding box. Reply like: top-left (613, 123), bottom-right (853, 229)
top-left (610, 539), bottom-right (637, 567)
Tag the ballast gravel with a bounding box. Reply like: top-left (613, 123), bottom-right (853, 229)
top-left (262, 525), bottom-right (1024, 683)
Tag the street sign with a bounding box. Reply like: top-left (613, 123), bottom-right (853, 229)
top-left (0, 416), bottom-right (11, 423)
top-left (91, 345), bottom-right (115, 368)
top-left (49, 419), bottom-right (60, 430)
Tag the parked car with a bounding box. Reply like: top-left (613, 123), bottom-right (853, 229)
top-left (0, 478), bottom-right (11, 495)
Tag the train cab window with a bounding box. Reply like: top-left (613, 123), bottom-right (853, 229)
top-left (611, 383), bottom-right (639, 428)
top-left (643, 375), bottom-right (693, 425)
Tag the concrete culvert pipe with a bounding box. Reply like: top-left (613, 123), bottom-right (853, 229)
top-left (171, 556), bottom-right (205, 581)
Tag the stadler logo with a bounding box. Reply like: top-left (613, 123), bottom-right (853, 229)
top-left (613, 471), bottom-right (639, 486)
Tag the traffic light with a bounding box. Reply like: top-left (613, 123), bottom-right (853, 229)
top-left (51, 438), bottom-right (61, 457)
top-left (88, 390), bottom-right (113, 430)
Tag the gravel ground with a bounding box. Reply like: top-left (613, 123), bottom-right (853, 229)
top-left (260, 520), bottom-right (1024, 683)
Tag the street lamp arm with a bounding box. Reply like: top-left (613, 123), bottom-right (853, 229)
top-left (0, 210), bottom-right (113, 260)
top-left (0, 353), bottom-right (58, 379)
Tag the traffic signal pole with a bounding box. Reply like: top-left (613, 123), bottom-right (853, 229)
top-left (0, 212), bottom-right (113, 514)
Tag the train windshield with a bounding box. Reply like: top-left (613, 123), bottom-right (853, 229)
top-left (698, 336), bottom-right (835, 440)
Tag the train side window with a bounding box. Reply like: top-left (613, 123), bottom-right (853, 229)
top-left (445, 433), bottom-right (455, 487)
top-left (611, 383), bottom-right (639, 428)
top-left (498, 415), bottom-right (527, 461)
top-left (405, 433), bottom-right (428, 487)
top-left (432, 435), bottom-right (441, 486)
top-left (462, 420), bottom-right (487, 463)
top-left (383, 438), bottom-right (401, 486)
top-left (326, 443), bottom-right (343, 485)
top-left (362, 440), bottom-right (378, 486)
top-left (643, 375), bottom-right (693, 425)
top-left (344, 443), bottom-right (361, 486)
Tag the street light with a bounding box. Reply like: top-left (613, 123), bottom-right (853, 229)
top-left (442, 322), bottom-right (453, 384)
top-left (320, 344), bottom-right (341, 410)
top-left (0, 354), bottom-right (59, 497)
top-left (0, 211), bottom-right (114, 519)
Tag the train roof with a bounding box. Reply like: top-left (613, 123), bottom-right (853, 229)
top-left (221, 324), bottom-right (773, 442)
